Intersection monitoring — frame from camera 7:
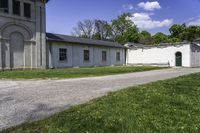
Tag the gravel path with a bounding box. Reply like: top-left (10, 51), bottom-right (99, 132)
top-left (0, 68), bottom-right (200, 130)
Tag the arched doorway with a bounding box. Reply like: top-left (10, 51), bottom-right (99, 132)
top-left (175, 52), bottom-right (182, 67)
top-left (10, 32), bottom-right (24, 68)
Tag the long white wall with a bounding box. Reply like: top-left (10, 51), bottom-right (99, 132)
top-left (127, 44), bottom-right (191, 67)
top-left (47, 42), bottom-right (126, 68)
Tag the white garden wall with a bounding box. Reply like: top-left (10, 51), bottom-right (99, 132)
top-left (127, 44), bottom-right (191, 67)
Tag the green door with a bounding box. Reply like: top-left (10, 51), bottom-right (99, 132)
top-left (176, 52), bottom-right (182, 67)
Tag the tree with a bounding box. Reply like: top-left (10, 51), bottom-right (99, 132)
top-left (152, 32), bottom-right (169, 44)
top-left (72, 19), bottom-right (96, 39)
top-left (167, 37), bottom-right (181, 43)
top-left (169, 24), bottom-right (186, 39)
top-left (169, 24), bottom-right (200, 42)
top-left (138, 31), bottom-right (153, 45)
top-left (72, 15), bottom-right (200, 44)
top-left (111, 13), bottom-right (139, 44)
top-left (43, 0), bottom-right (50, 3)
top-left (93, 20), bottom-right (112, 40)
top-left (184, 26), bottom-right (200, 41)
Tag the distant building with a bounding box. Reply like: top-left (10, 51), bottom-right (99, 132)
top-left (126, 41), bottom-right (200, 67)
top-left (0, 0), bottom-right (126, 70)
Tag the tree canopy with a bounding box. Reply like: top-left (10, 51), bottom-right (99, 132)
top-left (138, 31), bottom-right (153, 45)
top-left (72, 14), bottom-right (200, 45)
top-left (111, 13), bottom-right (139, 44)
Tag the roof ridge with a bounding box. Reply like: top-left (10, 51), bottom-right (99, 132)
top-left (46, 33), bottom-right (126, 49)
top-left (46, 32), bottom-right (121, 45)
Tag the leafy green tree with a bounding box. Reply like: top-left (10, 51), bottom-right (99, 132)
top-left (169, 24), bottom-right (186, 40)
top-left (169, 24), bottom-right (200, 42)
top-left (184, 26), bottom-right (200, 41)
top-left (167, 37), bottom-right (181, 43)
top-left (152, 32), bottom-right (169, 44)
top-left (138, 31), bottom-right (153, 45)
top-left (111, 13), bottom-right (139, 44)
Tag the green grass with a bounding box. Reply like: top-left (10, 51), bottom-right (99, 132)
top-left (0, 66), bottom-right (162, 79)
top-left (2, 73), bottom-right (200, 133)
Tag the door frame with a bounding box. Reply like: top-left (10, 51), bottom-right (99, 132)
top-left (175, 51), bottom-right (182, 67)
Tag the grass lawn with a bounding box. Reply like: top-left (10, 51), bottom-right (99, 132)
top-left (0, 66), bottom-right (162, 79)
top-left (2, 73), bottom-right (200, 133)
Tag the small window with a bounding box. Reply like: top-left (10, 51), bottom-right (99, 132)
top-left (102, 51), bottom-right (107, 61)
top-left (0, 0), bottom-right (9, 13)
top-left (59, 48), bottom-right (67, 61)
top-left (84, 50), bottom-right (90, 61)
top-left (13, 0), bottom-right (20, 16)
top-left (116, 52), bottom-right (120, 61)
top-left (24, 3), bottom-right (31, 18)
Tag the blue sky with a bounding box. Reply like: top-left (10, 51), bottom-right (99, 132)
top-left (46, 0), bottom-right (200, 35)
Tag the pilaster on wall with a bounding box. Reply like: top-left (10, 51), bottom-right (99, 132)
top-left (0, 39), bottom-right (2, 70)
top-left (35, 2), bottom-right (47, 69)
top-left (41, 4), bottom-right (46, 68)
top-left (8, 0), bottom-right (13, 14)
top-left (5, 40), bottom-right (10, 69)
top-left (35, 2), bottom-right (41, 68)
top-left (20, 1), bottom-right (24, 18)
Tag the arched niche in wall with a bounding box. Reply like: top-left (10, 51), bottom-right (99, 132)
top-left (0, 22), bottom-right (33, 40)
top-left (0, 23), bottom-right (33, 69)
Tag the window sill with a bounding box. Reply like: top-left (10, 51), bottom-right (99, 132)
top-left (59, 60), bottom-right (68, 63)
top-left (83, 60), bottom-right (90, 63)
top-left (24, 16), bottom-right (31, 19)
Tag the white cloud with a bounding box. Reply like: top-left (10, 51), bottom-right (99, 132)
top-left (122, 4), bottom-right (134, 10)
top-left (188, 18), bottom-right (200, 26)
top-left (128, 13), bottom-right (173, 30)
top-left (138, 1), bottom-right (161, 11)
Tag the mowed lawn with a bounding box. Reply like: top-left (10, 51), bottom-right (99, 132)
top-left (0, 66), bottom-right (162, 79)
top-left (2, 73), bottom-right (200, 133)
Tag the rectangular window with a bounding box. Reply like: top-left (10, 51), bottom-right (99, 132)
top-left (24, 3), bottom-right (31, 18)
top-left (84, 50), bottom-right (90, 61)
top-left (0, 0), bottom-right (9, 13)
top-left (102, 51), bottom-right (107, 61)
top-left (13, 0), bottom-right (20, 16)
top-left (116, 52), bottom-right (120, 61)
top-left (59, 48), bottom-right (67, 61)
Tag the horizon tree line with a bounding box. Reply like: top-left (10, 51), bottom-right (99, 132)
top-left (72, 13), bottom-right (200, 45)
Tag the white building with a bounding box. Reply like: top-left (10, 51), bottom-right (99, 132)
top-left (126, 41), bottom-right (200, 67)
top-left (0, 0), bottom-right (126, 70)
top-left (46, 33), bottom-right (126, 68)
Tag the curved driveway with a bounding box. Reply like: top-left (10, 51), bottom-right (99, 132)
top-left (0, 68), bottom-right (200, 130)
